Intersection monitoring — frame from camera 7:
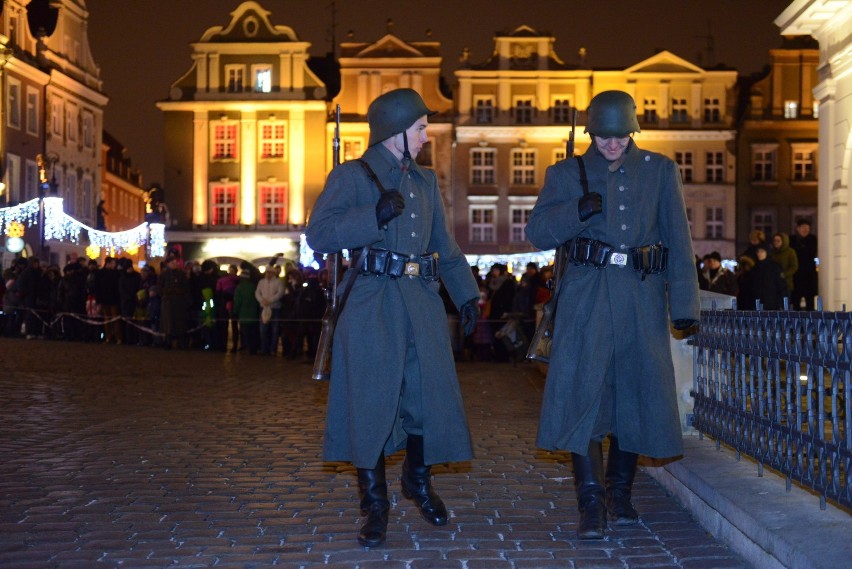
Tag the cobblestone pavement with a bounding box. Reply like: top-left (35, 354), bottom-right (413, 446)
top-left (0, 338), bottom-right (749, 569)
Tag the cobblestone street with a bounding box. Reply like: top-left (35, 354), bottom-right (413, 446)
top-left (0, 338), bottom-right (749, 568)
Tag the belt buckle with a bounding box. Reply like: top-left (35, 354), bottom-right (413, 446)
top-left (609, 252), bottom-right (628, 267)
top-left (404, 261), bottom-right (420, 277)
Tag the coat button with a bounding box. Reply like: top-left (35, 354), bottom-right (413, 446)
top-left (409, 192), bottom-right (415, 198)
top-left (621, 224), bottom-right (627, 230)
top-left (619, 185), bottom-right (625, 191)
top-left (411, 232), bottom-right (417, 237)
top-left (410, 213), bottom-right (416, 218)
top-left (619, 205), bottom-right (625, 211)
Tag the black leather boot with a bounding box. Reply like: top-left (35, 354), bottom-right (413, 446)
top-left (605, 437), bottom-right (639, 525)
top-left (571, 441), bottom-right (607, 539)
top-left (356, 455), bottom-right (389, 547)
top-left (401, 435), bottom-right (448, 526)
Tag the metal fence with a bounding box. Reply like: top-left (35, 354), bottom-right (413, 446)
top-left (691, 306), bottom-right (851, 510)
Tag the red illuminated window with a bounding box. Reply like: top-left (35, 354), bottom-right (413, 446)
top-left (213, 123), bottom-right (238, 160)
top-left (259, 121), bottom-right (286, 159)
top-left (259, 183), bottom-right (287, 225)
top-left (212, 184), bottom-right (238, 225)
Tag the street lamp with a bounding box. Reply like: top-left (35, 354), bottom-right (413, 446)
top-left (35, 152), bottom-right (59, 258)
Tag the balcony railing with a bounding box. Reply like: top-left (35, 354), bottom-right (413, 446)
top-left (691, 303), bottom-right (851, 510)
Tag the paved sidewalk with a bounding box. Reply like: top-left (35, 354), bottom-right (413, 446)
top-left (0, 338), bottom-right (748, 568)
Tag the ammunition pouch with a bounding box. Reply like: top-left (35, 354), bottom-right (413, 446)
top-left (629, 243), bottom-right (668, 277)
top-left (569, 237), bottom-right (619, 268)
top-left (354, 248), bottom-right (440, 281)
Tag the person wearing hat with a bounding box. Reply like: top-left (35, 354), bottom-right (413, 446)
top-left (526, 90), bottom-right (700, 539)
top-left (306, 88), bottom-right (480, 547)
top-left (701, 251), bottom-right (738, 296)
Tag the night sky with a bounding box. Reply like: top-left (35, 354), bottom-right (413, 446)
top-left (86, 0), bottom-right (794, 186)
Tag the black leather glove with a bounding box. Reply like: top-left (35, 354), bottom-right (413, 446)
top-left (672, 319), bottom-right (698, 331)
top-left (578, 192), bottom-right (603, 222)
top-left (376, 191), bottom-right (405, 228)
top-left (460, 298), bottom-right (479, 336)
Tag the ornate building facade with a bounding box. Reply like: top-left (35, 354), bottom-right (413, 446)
top-left (157, 1), bottom-right (329, 265)
top-left (454, 26), bottom-right (738, 260)
top-left (736, 36), bottom-right (819, 256)
top-left (777, 0), bottom-right (852, 311)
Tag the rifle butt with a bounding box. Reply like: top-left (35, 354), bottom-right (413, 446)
top-left (312, 314), bottom-right (334, 380)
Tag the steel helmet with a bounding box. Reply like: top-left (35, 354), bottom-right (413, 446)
top-left (584, 90), bottom-right (641, 137)
top-left (367, 88), bottom-right (435, 147)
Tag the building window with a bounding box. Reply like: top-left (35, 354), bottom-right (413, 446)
top-left (5, 154), bottom-right (20, 203)
top-left (705, 151), bottom-right (724, 183)
top-left (25, 160), bottom-right (38, 202)
top-left (511, 148), bottom-right (536, 185)
top-left (211, 183), bottom-right (239, 225)
top-left (258, 120), bottom-right (286, 159)
top-left (82, 112), bottom-right (94, 150)
top-left (474, 96), bottom-right (495, 124)
top-left (65, 103), bottom-right (77, 142)
top-left (65, 172), bottom-right (77, 216)
top-left (643, 98), bottom-right (658, 124)
top-left (51, 97), bottom-right (63, 136)
top-left (553, 98), bottom-right (573, 124)
top-left (553, 148), bottom-right (567, 163)
top-left (342, 139), bottom-right (363, 161)
top-left (703, 98), bottom-right (721, 122)
top-left (470, 148), bottom-right (496, 185)
top-left (259, 183), bottom-right (287, 225)
top-left (751, 144), bottom-right (777, 182)
top-left (7, 77), bottom-right (21, 129)
top-left (253, 64), bottom-right (273, 93)
top-left (675, 151), bottom-right (693, 183)
top-left (81, 178), bottom-right (93, 220)
top-left (26, 88), bottom-right (39, 136)
top-left (671, 98), bottom-right (689, 123)
top-left (514, 97), bottom-right (533, 124)
top-left (212, 121), bottom-right (239, 160)
top-left (470, 206), bottom-right (496, 243)
top-left (510, 205), bottom-right (533, 243)
top-left (226, 65), bottom-right (245, 92)
top-left (705, 206), bottom-right (724, 239)
top-left (784, 100), bottom-right (798, 119)
top-left (752, 209), bottom-right (775, 238)
top-left (791, 144), bottom-right (816, 181)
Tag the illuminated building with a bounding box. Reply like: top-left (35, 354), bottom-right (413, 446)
top-left (454, 26), bottom-right (738, 261)
top-left (736, 36), bottom-right (819, 256)
top-left (100, 132), bottom-right (147, 263)
top-left (156, 1), bottom-right (328, 266)
top-left (777, 0), bottom-right (852, 310)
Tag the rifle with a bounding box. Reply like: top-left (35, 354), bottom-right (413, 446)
top-left (312, 105), bottom-right (342, 380)
top-left (526, 108), bottom-right (577, 363)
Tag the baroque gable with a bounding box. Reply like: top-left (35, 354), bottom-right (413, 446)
top-left (625, 50), bottom-right (704, 74)
top-left (198, 1), bottom-right (299, 43)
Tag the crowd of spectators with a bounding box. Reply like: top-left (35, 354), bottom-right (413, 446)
top-left (697, 219), bottom-right (819, 311)
top-left (0, 252), bottom-right (327, 359)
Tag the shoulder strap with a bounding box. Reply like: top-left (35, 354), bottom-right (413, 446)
top-left (356, 159), bottom-right (388, 194)
top-left (576, 156), bottom-right (589, 195)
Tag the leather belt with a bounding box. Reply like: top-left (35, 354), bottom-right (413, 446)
top-left (569, 237), bottom-right (668, 276)
top-left (351, 248), bottom-right (440, 281)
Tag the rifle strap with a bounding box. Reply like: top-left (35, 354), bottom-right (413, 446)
top-left (330, 159), bottom-right (388, 327)
top-left (576, 156), bottom-right (589, 195)
top-left (356, 159), bottom-right (388, 194)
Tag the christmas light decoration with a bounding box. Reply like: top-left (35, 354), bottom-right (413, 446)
top-left (0, 198), bottom-right (40, 236)
top-left (1, 197), bottom-right (167, 257)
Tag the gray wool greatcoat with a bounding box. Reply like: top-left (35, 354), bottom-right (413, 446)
top-left (305, 143), bottom-right (479, 469)
top-left (525, 140), bottom-right (699, 459)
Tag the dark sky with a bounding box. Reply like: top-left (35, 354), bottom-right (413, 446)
top-left (86, 0), bottom-right (793, 186)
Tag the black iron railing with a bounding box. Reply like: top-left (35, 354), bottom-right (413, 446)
top-left (691, 306), bottom-right (851, 510)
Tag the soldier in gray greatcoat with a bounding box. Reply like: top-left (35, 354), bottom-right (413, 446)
top-left (525, 91), bottom-right (700, 539)
top-left (306, 88), bottom-right (479, 548)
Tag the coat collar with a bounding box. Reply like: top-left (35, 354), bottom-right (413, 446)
top-left (362, 143), bottom-right (426, 181)
top-left (583, 139), bottom-right (643, 173)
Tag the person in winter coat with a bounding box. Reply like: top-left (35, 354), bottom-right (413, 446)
top-left (770, 232), bottom-right (798, 304)
top-left (525, 90), bottom-right (700, 539)
top-left (158, 255), bottom-right (190, 349)
top-left (790, 219), bottom-right (818, 310)
top-left (305, 88), bottom-right (480, 548)
top-left (254, 264), bottom-right (285, 355)
top-left (747, 246), bottom-right (789, 310)
top-left (700, 251), bottom-right (738, 297)
top-left (232, 268), bottom-right (259, 354)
